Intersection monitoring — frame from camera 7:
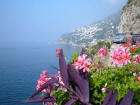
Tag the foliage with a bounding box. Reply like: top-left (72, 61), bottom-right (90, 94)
top-left (130, 47), bottom-right (140, 56)
top-left (24, 44), bottom-right (140, 105)
top-left (136, 14), bottom-right (140, 19)
top-left (123, 0), bottom-right (133, 11)
top-left (127, 0), bottom-right (133, 5)
top-left (52, 89), bottom-right (72, 105)
top-left (85, 41), bottom-right (111, 59)
top-left (70, 52), bottom-right (79, 64)
top-left (88, 64), bottom-right (140, 105)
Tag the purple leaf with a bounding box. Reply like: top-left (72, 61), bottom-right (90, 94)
top-left (47, 74), bottom-right (58, 78)
top-left (67, 64), bottom-right (89, 103)
top-left (102, 88), bottom-right (114, 105)
top-left (74, 86), bottom-right (83, 98)
top-left (30, 77), bottom-right (58, 98)
top-left (59, 49), bottom-right (69, 87)
top-left (119, 91), bottom-right (134, 105)
top-left (108, 91), bottom-right (118, 105)
top-left (51, 65), bottom-right (60, 71)
top-left (79, 70), bottom-right (88, 80)
top-left (23, 96), bottom-right (55, 103)
top-left (70, 95), bottom-right (79, 100)
top-left (65, 99), bottom-right (76, 105)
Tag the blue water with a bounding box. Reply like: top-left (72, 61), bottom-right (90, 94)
top-left (0, 44), bottom-right (80, 105)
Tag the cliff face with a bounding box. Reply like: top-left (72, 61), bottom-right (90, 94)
top-left (118, 0), bottom-right (140, 34)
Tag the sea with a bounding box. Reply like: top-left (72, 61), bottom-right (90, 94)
top-left (0, 44), bottom-right (80, 105)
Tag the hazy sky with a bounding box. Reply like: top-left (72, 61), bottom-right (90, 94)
top-left (0, 0), bottom-right (127, 47)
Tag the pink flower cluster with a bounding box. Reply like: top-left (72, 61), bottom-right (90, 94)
top-left (133, 72), bottom-right (140, 82)
top-left (56, 48), bottom-right (61, 57)
top-left (111, 46), bottom-right (131, 66)
top-left (74, 54), bottom-right (91, 72)
top-left (56, 48), bottom-right (64, 57)
top-left (133, 55), bottom-right (140, 64)
top-left (36, 70), bottom-right (51, 93)
top-left (98, 47), bottom-right (108, 57)
top-left (57, 71), bottom-right (67, 92)
top-left (44, 102), bottom-right (53, 105)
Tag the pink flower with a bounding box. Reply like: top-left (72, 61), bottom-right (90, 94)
top-left (138, 77), bottom-right (140, 82)
top-left (101, 83), bottom-right (107, 93)
top-left (36, 70), bottom-right (51, 93)
top-left (44, 102), bottom-right (53, 105)
top-left (133, 72), bottom-right (137, 77)
top-left (57, 71), bottom-right (67, 92)
top-left (133, 55), bottom-right (139, 59)
top-left (56, 48), bottom-right (63, 57)
top-left (74, 54), bottom-right (91, 72)
top-left (111, 46), bottom-right (131, 66)
top-left (98, 48), bottom-right (108, 57)
top-left (43, 70), bottom-right (47, 76)
top-left (133, 55), bottom-right (140, 63)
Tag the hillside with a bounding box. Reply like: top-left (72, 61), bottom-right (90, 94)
top-left (118, 0), bottom-right (140, 34)
top-left (57, 12), bottom-right (121, 47)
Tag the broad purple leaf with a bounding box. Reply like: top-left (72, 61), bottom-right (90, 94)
top-left (65, 99), bottom-right (76, 105)
top-left (30, 77), bottom-right (58, 98)
top-left (70, 95), bottom-right (79, 100)
top-left (74, 86), bottom-right (83, 98)
top-left (51, 65), bottom-right (60, 71)
top-left (119, 91), bottom-right (134, 105)
top-left (108, 91), bottom-right (118, 105)
top-left (79, 70), bottom-right (88, 80)
top-left (23, 96), bottom-right (55, 103)
top-left (102, 88), bottom-right (114, 105)
top-left (47, 74), bottom-right (58, 78)
top-left (67, 64), bottom-right (89, 103)
top-left (59, 49), bottom-right (69, 87)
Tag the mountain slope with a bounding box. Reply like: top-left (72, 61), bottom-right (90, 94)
top-left (58, 12), bottom-right (121, 47)
top-left (118, 0), bottom-right (140, 34)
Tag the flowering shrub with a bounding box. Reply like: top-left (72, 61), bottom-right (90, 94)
top-left (111, 46), bottom-right (131, 66)
top-left (85, 41), bottom-right (111, 60)
top-left (131, 46), bottom-right (136, 51)
top-left (133, 55), bottom-right (140, 64)
top-left (73, 54), bottom-right (91, 72)
top-left (88, 65), bottom-right (140, 104)
top-left (98, 48), bottom-right (108, 58)
top-left (24, 43), bottom-right (140, 105)
top-left (123, 43), bottom-right (130, 48)
top-left (36, 70), bottom-right (51, 93)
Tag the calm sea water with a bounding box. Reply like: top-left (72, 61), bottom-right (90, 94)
top-left (0, 44), bottom-right (80, 105)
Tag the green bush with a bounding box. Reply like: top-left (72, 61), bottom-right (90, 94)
top-left (127, 0), bottom-right (133, 4)
top-left (88, 64), bottom-right (140, 105)
top-left (53, 64), bottom-right (140, 105)
top-left (53, 46), bottom-right (140, 105)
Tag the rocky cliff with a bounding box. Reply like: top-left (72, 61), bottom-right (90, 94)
top-left (118, 0), bottom-right (140, 34)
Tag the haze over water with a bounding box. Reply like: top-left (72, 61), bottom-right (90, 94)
top-left (0, 44), bottom-right (80, 105)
